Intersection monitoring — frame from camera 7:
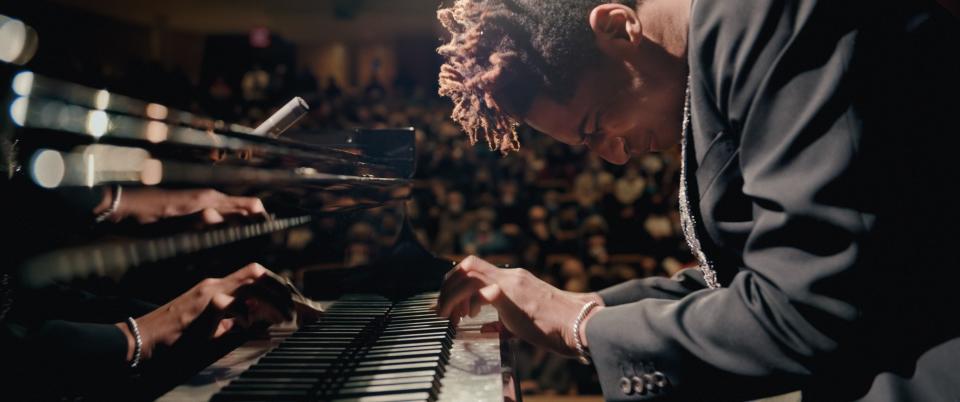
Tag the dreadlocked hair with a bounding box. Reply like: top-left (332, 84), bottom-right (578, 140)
top-left (437, 0), bottom-right (636, 154)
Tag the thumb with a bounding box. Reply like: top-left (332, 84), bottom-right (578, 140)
top-left (213, 318), bottom-right (236, 338)
top-left (478, 284), bottom-right (502, 305)
top-left (202, 208), bottom-right (225, 225)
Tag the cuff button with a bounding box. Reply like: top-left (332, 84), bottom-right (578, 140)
top-left (630, 376), bottom-right (646, 395)
top-left (619, 377), bottom-right (634, 395)
top-left (653, 371), bottom-right (669, 388)
top-left (642, 373), bottom-right (657, 392)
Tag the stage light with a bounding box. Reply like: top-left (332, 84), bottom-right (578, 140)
top-left (94, 89), bottom-right (110, 110)
top-left (12, 71), bottom-right (33, 96)
top-left (0, 15), bottom-right (38, 65)
top-left (30, 149), bottom-right (65, 189)
top-left (86, 110), bottom-right (109, 137)
top-left (9, 96), bottom-right (28, 126)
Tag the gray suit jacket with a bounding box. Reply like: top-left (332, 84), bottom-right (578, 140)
top-left (584, 0), bottom-right (960, 400)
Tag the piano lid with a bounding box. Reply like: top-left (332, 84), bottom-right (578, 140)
top-left (3, 70), bottom-right (423, 292)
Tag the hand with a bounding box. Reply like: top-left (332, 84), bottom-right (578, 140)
top-left (115, 263), bottom-right (291, 363)
top-left (436, 256), bottom-right (604, 356)
top-left (96, 187), bottom-right (266, 224)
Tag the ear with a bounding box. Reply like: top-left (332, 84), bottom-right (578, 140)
top-left (589, 4), bottom-right (642, 58)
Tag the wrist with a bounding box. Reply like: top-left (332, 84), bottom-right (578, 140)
top-left (564, 291), bottom-right (605, 307)
top-left (94, 185), bottom-right (123, 223)
top-left (114, 321), bottom-right (135, 363)
top-left (578, 304), bottom-right (603, 349)
top-left (570, 300), bottom-right (601, 364)
top-left (585, 292), bottom-right (605, 307)
top-left (93, 186), bottom-right (114, 215)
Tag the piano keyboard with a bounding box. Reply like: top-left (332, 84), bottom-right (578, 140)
top-left (212, 292), bottom-right (458, 402)
top-left (18, 215), bottom-right (312, 289)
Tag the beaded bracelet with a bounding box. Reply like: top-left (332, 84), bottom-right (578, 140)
top-left (125, 316), bottom-right (142, 369)
top-left (573, 300), bottom-right (599, 365)
top-left (95, 185), bottom-right (122, 223)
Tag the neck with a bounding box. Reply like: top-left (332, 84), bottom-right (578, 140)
top-left (637, 0), bottom-right (691, 61)
top-left (630, 0), bottom-right (692, 151)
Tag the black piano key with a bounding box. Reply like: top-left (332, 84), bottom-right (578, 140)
top-left (265, 347), bottom-right (444, 363)
top-left (319, 381), bottom-right (439, 400)
top-left (380, 327), bottom-right (453, 337)
top-left (253, 356), bottom-right (441, 372)
top-left (373, 334), bottom-right (451, 348)
top-left (350, 360), bottom-right (442, 375)
top-left (339, 375), bottom-right (438, 390)
top-left (211, 389), bottom-right (309, 402)
top-left (228, 377), bottom-right (318, 386)
top-left (366, 342), bottom-right (447, 353)
top-left (239, 368), bottom-right (333, 378)
top-left (339, 370), bottom-right (441, 382)
top-left (329, 391), bottom-right (434, 402)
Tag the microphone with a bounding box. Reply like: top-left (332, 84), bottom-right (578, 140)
top-left (252, 97), bottom-right (310, 138)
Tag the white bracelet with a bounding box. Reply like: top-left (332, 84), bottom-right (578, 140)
top-left (125, 316), bottom-right (142, 369)
top-left (95, 185), bottom-right (122, 223)
top-left (573, 300), bottom-right (599, 365)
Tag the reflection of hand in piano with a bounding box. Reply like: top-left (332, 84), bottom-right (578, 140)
top-left (118, 263), bottom-right (295, 364)
top-left (94, 187), bottom-right (266, 224)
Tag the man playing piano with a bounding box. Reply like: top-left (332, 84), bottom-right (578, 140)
top-left (434, 0), bottom-right (960, 400)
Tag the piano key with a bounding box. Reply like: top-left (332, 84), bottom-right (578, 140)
top-left (350, 361), bottom-right (442, 375)
top-left (329, 392), bottom-right (434, 402)
top-left (319, 381), bottom-right (439, 400)
top-left (255, 355), bottom-right (441, 371)
top-left (211, 389), bottom-right (310, 401)
top-left (267, 347), bottom-right (444, 361)
top-left (339, 375), bottom-right (438, 390)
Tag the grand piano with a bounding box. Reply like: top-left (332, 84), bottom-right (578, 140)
top-left (1, 67), bottom-right (520, 401)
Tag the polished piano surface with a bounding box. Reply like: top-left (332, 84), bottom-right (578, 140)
top-left (2, 69), bottom-right (520, 401)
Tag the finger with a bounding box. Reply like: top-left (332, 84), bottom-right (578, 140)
top-left (437, 272), bottom-right (487, 318)
top-left (221, 196), bottom-right (266, 216)
top-left (478, 284), bottom-right (503, 305)
top-left (245, 297), bottom-right (288, 325)
top-left (213, 318), bottom-right (236, 338)
top-left (201, 208), bottom-right (225, 225)
top-left (436, 266), bottom-right (470, 313)
top-left (455, 299), bottom-right (470, 320)
top-left (443, 263), bottom-right (459, 281)
top-left (437, 256), bottom-right (500, 310)
top-left (243, 272), bottom-right (296, 321)
top-left (468, 294), bottom-right (483, 318)
top-left (210, 292), bottom-right (236, 315)
top-left (459, 255), bottom-right (497, 275)
top-left (221, 263), bottom-right (269, 294)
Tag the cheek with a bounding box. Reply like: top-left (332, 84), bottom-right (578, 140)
top-left (603, 90), bottom-right (644, 134)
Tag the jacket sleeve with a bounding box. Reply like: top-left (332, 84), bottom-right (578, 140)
top-left (598, 269), bottom-right (707, 307)
top-left (31, 320), bottom-right (130, 371)
top-left (585, 0), bottom-right (878, 400)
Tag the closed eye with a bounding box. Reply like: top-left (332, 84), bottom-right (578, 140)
top-left (581, 108), bottom-right (604, 145)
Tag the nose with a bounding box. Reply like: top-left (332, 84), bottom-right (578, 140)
top-left (587, 135), bottom-right (630, 165)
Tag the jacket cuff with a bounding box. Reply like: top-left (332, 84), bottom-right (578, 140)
top-left (584, 301), bottom-right (677, 401)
